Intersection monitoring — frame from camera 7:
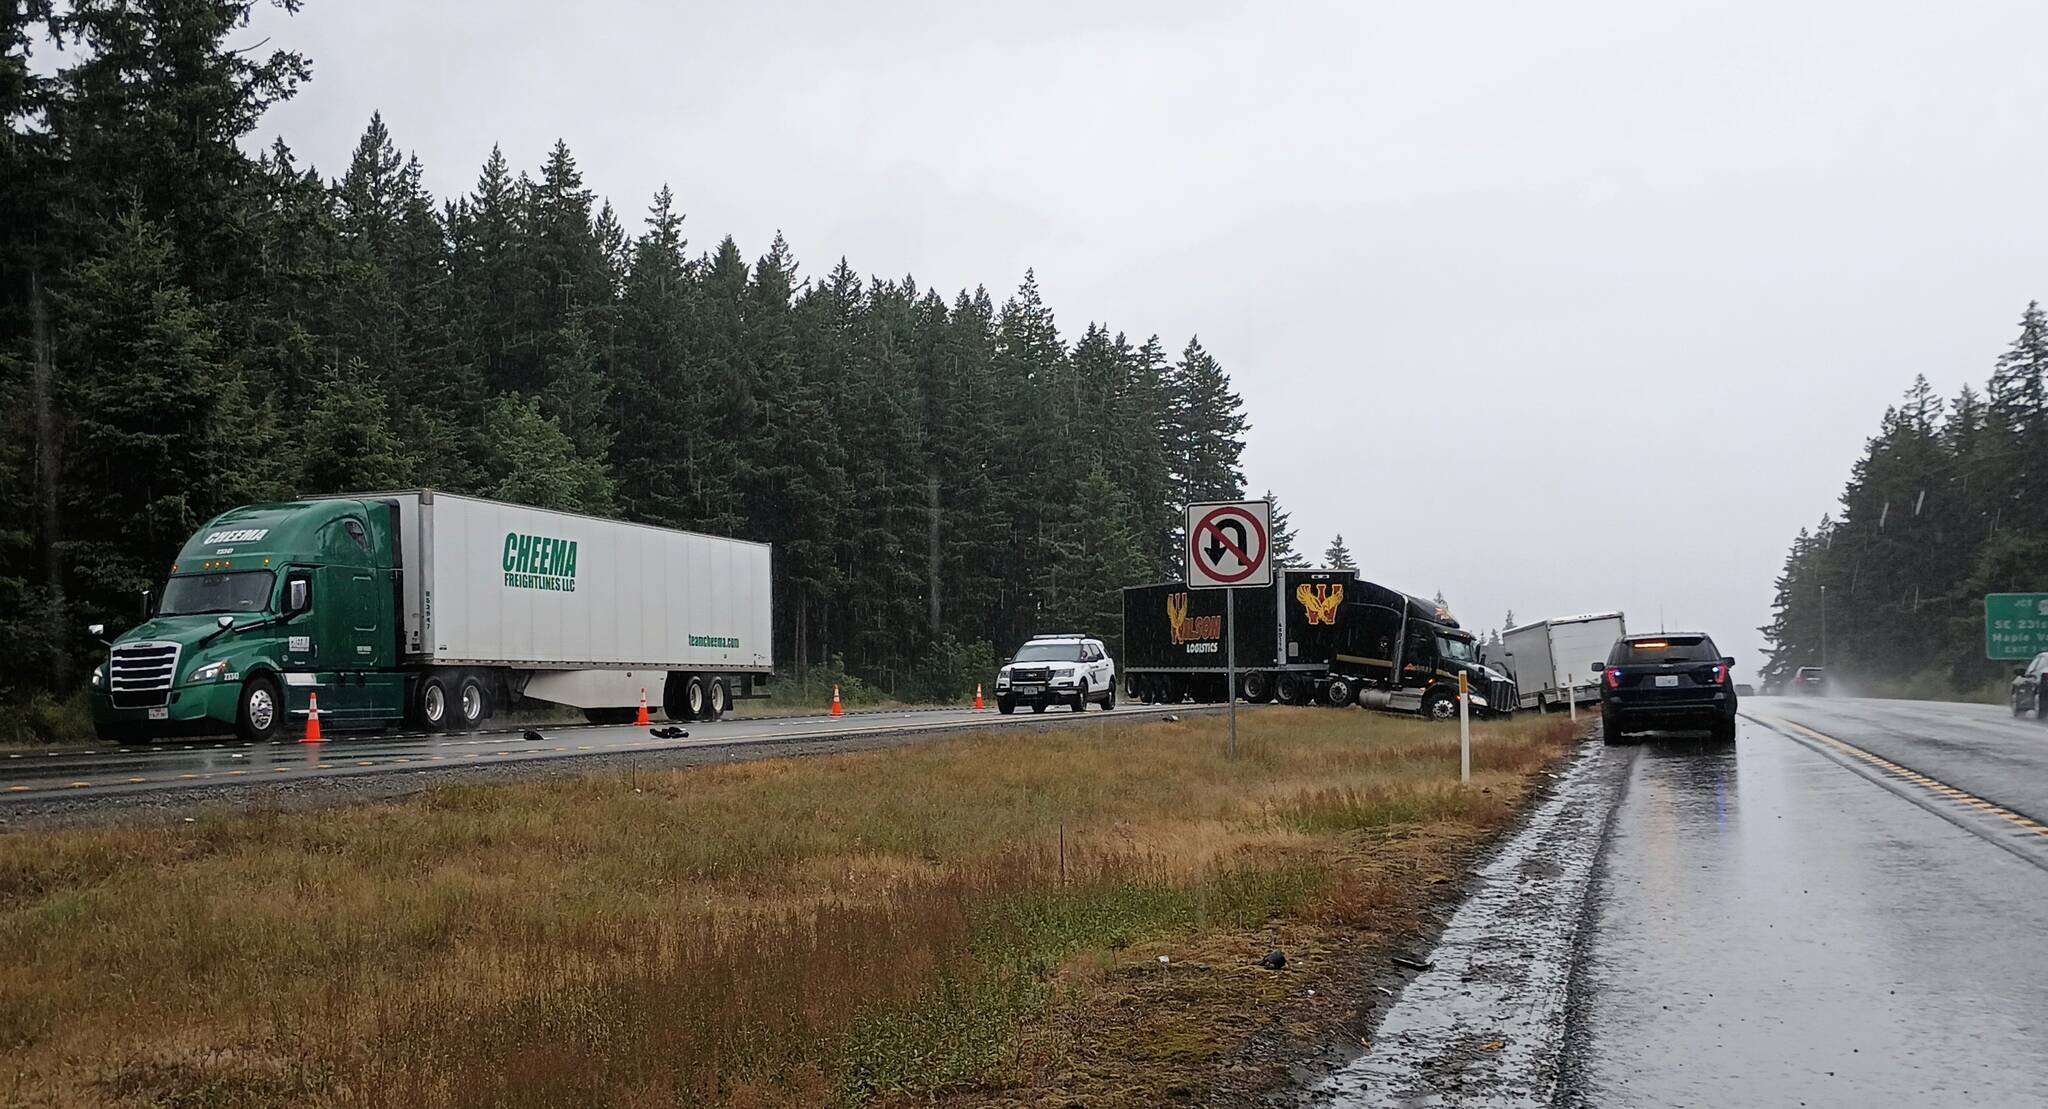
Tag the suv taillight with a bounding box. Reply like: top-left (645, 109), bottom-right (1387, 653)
top-left (1712, 663), bottom-right (1729, 685)
top-left (1605, 668), bottom-right (1622, 689)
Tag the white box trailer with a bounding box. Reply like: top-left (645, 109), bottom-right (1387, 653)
top-left (329, 490), bottom-right (771, 723)
top-left (1502, 612), bottom-right (1626, 710)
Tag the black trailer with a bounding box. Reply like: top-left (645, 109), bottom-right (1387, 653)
top-left (1121, 570), bottom-right (1517, 719)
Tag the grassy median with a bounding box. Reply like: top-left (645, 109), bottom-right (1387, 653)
top-left (0, 707), bottom-right (1579, 1107)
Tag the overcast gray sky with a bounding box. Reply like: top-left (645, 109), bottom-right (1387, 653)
top-left (250, 0), bottom-right (2048, 671)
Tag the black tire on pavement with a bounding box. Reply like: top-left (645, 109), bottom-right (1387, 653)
top-left (997, 697), bottom-right (1015, 715)
top-left (416, 673), bottom-right (452, 732)
top-left (1275, 673), bottom-right (1303, 705)
top-left (452, 673), bottom-right (489, 731)
top-left (1602, 707), bottom-right (1628, 745)
top-left (237, 673), bottom-right (286, 743)
top-left (1072, 680), bottom-right (1089, 712)
top-left (701, 678), bottom-right (727, 722)
top-left (1325, 675), bottom-right (1355, 708)
top-left (1711, 715), bottom-right (1737, 743)
top-left (1102, 682), bottom-right (1116, 710)
top-left (1032, 702), bottom-right (1049, 714)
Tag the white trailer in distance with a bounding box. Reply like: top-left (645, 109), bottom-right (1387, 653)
top-left (1502, 612), bottom-right (1627, 711)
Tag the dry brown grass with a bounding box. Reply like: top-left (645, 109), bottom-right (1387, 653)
top-left (0, 707), bottom-right (1578, 1108)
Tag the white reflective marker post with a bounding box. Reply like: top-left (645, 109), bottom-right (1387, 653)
top-left (1459, 670), bottom-right (1471, 784)
top-left (1568, 673), bottom-right (1576, 723)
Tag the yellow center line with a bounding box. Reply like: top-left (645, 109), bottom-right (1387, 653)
top-left (273, 767), bottom-right (289, 773)
top-left (1775, 717), bottom-right (2048, 840)
top-left (67, 781), bottom-right (91, 789)
top-left (8, 785), bottom-right (30, 792)
top-left (126, 777), bottom-right (146, 784)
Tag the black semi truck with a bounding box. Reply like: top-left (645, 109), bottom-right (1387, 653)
top-left (1121, 569), bottom-right (1517, 720)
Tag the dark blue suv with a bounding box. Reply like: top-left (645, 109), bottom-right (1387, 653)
top-left (1594, 633), bottom-right (1738, 743)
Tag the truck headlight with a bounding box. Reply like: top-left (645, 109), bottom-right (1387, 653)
top-left (995, 670), bottom-right (1010, 688)
top-left (188, 660), bottom-right (230, 684)
top-left (91, 667), bottom-right (104, 689)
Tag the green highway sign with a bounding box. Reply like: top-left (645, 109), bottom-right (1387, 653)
top-left (1985, 593), bottom-right (2048, 660)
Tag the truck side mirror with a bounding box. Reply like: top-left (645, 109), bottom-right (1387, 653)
top-left (217, 615), bottom-right (235, 630)
top-left (1721, 656), bottom-right (1736, 668)
top-left (138, 589), bottom-right (152, 619)
top-left (286, 578), bottom-right (310, 615)
top-left (87, 623), bottom-right (106, 639)
top-left (1590, 661), bottom-right (1606, 674)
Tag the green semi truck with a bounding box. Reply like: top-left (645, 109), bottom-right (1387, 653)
top-left (87, 491), bottom-right (773, 742)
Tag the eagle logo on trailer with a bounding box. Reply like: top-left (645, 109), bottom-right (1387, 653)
top-left (1166, 592), bottom-right (1223, 649)
top-left (1297, 583), bottom-right (1343, 626)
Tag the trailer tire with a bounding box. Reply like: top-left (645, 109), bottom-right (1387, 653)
top-left (415, 674), bottom-right (452, 732)
top-left (237, 674), bottom-right (286, 743)
top-left (1421, 688), bottom-right (1458, 722)
top-left (703, 678), bottom-right (727, 722)
top-left (1242, 671), bottom-right (1272, 703)
top-left (452, 674), bottom-right (489, 731)
top-left (664, 673), bottom-right (707, 722)
top-left (1324, 675), bottom-right (1356, 708)
top-left (1275, 673), bottom-right (1305, 705)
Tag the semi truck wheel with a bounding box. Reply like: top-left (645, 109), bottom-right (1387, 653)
top-left (1324, 675), bottom-right (1355, 708)
top-left (452, 674), bottom-right (489, 731)
top-left (415, 675), bottom-right (451, 731)
top-left (237, 675), bottom-right (285, 743)
top-left (703, 678), bottom-right (727, 722)
top-left (1274, 673), bottom-right (1303, 705)
top-left (1421, 688), bottom-right (1458, 721)
top-left (1242, 671), bottom-right (1271, 703)
top-left (663, 672), bottom-right (707, 722)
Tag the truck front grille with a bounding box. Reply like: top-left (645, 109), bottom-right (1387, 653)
top-left (1012, 667), bottom-right (1051, 684)
top-left (109, 641), bottom-right (180, 708)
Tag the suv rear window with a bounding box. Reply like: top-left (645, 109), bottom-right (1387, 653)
top-left (1614, 636), bottom-right (1719, 664)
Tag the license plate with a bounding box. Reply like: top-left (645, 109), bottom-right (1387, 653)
top-left (1014, 683), bottom-right (1043, 693)
top-left (147, 707), bottom-right (169, 720)
top-left (1655, 675), bottom-right (1679, 688)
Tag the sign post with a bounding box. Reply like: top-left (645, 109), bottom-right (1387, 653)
top-left (1458, 670), bottom-right (1471, 784)
top-left (1185, 500), bottom-right (1272, 759)
top-left (1985, 594), bottom-right (2048, 661)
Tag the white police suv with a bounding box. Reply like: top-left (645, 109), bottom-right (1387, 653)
top-left (995, 634), bottom-right (1117, 714)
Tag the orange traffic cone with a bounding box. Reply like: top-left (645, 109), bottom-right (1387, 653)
top-left (831, 684), bottom-right (844, 716)
top-left (973, 683), bottom-right (986, 712)
top-left (635, 688), bottom-right (651, 728)
top-left (300, 691), bottom-right (323, 744)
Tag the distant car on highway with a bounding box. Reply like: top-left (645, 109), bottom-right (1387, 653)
top-left (995, 635), bottom-right (1117, 714)
top-left (1593, 633), bottom-right (1738, 744)
top-left (2010, 652), bottom-right (2048, 719)
top-left (1791, 666), bottom-right (1829, 695)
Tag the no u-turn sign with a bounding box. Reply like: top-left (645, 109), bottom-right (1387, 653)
top-left (1186, 500), bottom-right (1272, 589)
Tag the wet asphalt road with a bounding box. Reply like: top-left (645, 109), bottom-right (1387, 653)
top-left (1569, 700), bottom-right (2048, 1107)
top-left (0, 702), bottom-right (1183, 806)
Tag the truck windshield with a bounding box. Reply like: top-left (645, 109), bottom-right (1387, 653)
top-left (1437, 635), bottom-right (1476, 663)
top-left (1013, 642), bottom-right (1084, 663)
top-left (158, 571), bottom-right (275, 616)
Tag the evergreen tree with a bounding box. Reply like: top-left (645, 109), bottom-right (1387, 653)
top-left (1324, 534), bottom-right (1356, 569)
top-left (294, 364), bottom-right (415, 493)
top-left (1265, 490), bottom-right (1302, 566)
